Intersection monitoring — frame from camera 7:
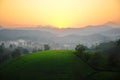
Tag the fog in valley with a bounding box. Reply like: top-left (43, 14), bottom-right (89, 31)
top-left (0, 22), bottom-right (120, 50)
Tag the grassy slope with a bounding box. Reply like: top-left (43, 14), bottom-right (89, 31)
top-left (0, 50), bottom-right (94, 80)
top-left (89, 72), bottom-right (120, 80)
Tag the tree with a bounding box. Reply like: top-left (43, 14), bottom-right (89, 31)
top-left (89, 52), bottom-right (104, 68)
top-left (75, 44), bottom-right (86, 53)
top-left (0, 43), bottom-right (13, 64)
top-left (44, 44), bottom-right (50, 50)
top-left (11, 49), bottom-right (21, 58)
top-left (23, 49), bottom-right (29, 54)
top-left (82, 52), bottom-right (91, 62)
top-left (9, 44), bottom-right (14, 49)
top-left (116, 39), bottom-right (120, 47)
top-left (108, 53), bottom-right (120, 68)
top-left (0, 43), bottom-right (5, 53)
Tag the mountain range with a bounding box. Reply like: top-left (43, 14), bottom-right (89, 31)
top-left (0, 22), bottom-right (120, 47)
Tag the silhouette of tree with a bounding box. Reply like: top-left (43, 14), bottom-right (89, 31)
top-left (44, 44), bottom-right (50, 50)
top-left (11, 49), bottom-right (21, 58)
top-left (75, 44), bottom-right (86, 53)
top-left (0, 43), bottom-right (5, 53)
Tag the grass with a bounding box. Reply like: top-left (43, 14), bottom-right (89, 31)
top-left (0, 50), bottom-right (94, 80)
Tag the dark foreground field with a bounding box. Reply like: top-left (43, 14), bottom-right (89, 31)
top-left (0, 50), bottom-right (119, 80)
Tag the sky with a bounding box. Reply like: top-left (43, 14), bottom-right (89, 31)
top-left (0, 0), bottom-right (120, 28)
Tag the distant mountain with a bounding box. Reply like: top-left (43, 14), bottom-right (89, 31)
top-left (0, 22), bottom-right (120, 47)
top-left (0, 29), bottom-right (56, 43)
top-left (33, 22), bottom-right (120, 36)
top-left (0, 26), bottom-right (4, 30)
top-left (101, 28), bottom-right (120, 36)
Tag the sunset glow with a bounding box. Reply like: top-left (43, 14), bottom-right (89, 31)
top-left (0, 0), bottom-right (120, 28)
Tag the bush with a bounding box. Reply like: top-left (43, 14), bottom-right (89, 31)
top-left (44, 44), bottom-right (50, 50)
top-left (11, 49), bottom-right (21, 58)
top-left (75, 44), bottom-right (86, 53)
top-left (82, 52), bottom-right (91, 62)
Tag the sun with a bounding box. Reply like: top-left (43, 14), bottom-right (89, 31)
top-left (52, 21), bottom-right (69, 28)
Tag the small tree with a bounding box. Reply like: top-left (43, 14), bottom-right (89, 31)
top-left (23, 49), bottom-right (29, 54)
top-left (9, 44), bottom-right (14, 49)
top-left (89, 52), bottom-right (106, 68)
top-left (108, 53), bottom-right (120, 68)
top-left (82, 52), bottom-right (91, 62)
top-left (0, 43), bottom-right (5, 53)
top-left (75, 44), bottom-right (86, 53)
top-left (44, 44), bottom-right (50, 50)
top-left (116, 39), bottom-right (120, 47)
top-left (11, 49), bottom-right (21, 58)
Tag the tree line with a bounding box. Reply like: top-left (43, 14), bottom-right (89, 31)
top-left (0, 43), bottom-right (50, 64)
top-left (75, 39), bottom-right (120, 71)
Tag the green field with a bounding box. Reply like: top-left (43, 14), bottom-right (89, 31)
top-left (1, 50), bottom-right (119, 80)
top-left (0, 50), bottom-right (94, 80)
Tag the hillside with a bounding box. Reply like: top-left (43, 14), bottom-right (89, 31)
top-left (0, 50), bottom-right (94, 80)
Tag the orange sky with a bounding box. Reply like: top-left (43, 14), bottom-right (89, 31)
top-left (0, 0), bottom-right (120, 28)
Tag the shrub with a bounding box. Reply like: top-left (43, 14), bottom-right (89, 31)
top-left (75, 44), bottom-right (86, 53)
